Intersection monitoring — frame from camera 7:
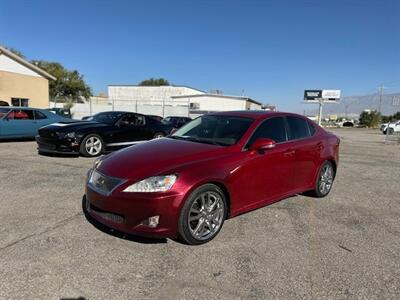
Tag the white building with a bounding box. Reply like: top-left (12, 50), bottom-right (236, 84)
top-left (171, 94), bottom-right (263, 117)
top-left (108, 85), bottom-right (204, 102)
top-left (107, 85), bottom-right (264, 117)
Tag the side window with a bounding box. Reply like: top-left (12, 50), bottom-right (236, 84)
top-left (120, 114), bottom-right (146, 126)
top-left (34, 110), bottom-right (47, 120)
top-left (247, 117), bottom-right (287, 146)
top-left (135, 114), bottom-right (145, 126)
top-left (8, 109), bottom-right (34, 120)
top-left (286, 116), bottom-right (311, 140)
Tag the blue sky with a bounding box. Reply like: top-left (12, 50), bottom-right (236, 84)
top-left (1, 0), bottom-right (399, 112)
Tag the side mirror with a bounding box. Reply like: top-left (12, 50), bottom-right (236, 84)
top-left (250, 138), bottom-right (276, 152)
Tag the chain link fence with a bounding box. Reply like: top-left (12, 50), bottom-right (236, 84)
top-left (50, 98), bottom-right (190, 120)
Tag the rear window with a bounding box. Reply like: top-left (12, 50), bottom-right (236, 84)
top-left (286, 116), bottom-right (311, 140)
top-left (35, 110), bottom-right (47, 120)
top-left (308, 122), bottom-right (316, 136)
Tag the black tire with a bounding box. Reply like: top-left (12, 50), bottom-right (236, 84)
top-left (308, 161), bottom-right (336, 198)
top-left (388, 128), bottom-right (394, 135)
top-left (383, 130), bottom-right (387, 135)
top-left (178, 184), bottom-right (227, 245)
top-left (79, 134), bottom-right (104, 157)
top-left (153, 132), bottom-right (165, 139)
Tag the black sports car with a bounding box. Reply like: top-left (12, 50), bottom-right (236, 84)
top-left (36, 111), bottom-right (174, 157)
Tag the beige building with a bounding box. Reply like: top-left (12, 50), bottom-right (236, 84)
top-left (0, 46), bottom-right (55, 108)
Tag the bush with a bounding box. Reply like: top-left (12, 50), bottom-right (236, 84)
top-left (359, 110), bottom-right (381, 128)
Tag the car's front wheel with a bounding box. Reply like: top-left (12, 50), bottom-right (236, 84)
top-left (80, 134), bottom-right (104, 157)
top-left (153, 132), bottom-right (165, 139)
top-left (178, 184), bottom-right (227, 245)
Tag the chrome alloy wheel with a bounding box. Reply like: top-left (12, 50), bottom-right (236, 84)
top-left (188, 191), bottom-right (225, 240)
top-left (319, 164), bottom-right (334, 195)
top-left (85, 136), bottom-right (102, 156)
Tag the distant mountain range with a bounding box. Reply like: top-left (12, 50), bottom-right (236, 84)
top-left (305, 92), bottom-right (400, 118)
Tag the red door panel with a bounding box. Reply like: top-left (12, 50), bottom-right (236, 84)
top-left (230, 143), bottom-right (295, 212)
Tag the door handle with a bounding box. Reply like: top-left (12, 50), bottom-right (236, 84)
top-left (283, 150), bottom-right (295, 157)
top-left (316, 142), bottom-right (323, 150)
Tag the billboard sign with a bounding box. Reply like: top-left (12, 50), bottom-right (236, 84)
top-left (322, 90), bottom-right (341, 101)
top-left (304, 90), bottom-right (322, 101)
top-left (304, 89), bottom-right (341, 102)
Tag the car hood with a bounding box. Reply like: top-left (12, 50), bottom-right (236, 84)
top-left (40, 121), bottom-right (108, 132)
top-left (98, 138), bottom-right (231, 180)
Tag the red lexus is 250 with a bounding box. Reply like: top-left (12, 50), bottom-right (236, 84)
top-left (84, 111), bottom-right (339, 245)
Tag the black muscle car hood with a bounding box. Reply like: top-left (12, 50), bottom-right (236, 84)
top-left (40, 121), bottom-right (108, 132)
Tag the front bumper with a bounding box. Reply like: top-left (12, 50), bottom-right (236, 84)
top-left (84, 184), bottom-right (183, 239)
top-left (36, 135), bottom-right (80, 154)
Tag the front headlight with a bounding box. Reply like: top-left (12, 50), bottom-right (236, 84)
top-left (123, 175), bottom-right (177, 193)
top-left (59, 132), bottom-right (76, 139)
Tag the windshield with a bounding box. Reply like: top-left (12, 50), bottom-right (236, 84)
top-left (0, 108), bottom-right (11, 119)
top-left (91, 112), bottom-right (124, 125)
top-left (171, 115), bottom-right (254, 146)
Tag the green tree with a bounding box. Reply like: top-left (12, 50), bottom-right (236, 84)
top-left (31, 60), bottom-right (92, 100)
top-left (359, 110), bottom-right (381, 128)
top-left (382, 111), bottom-right (400, 123)
top-left (138, 78), bottom-right (170, 86)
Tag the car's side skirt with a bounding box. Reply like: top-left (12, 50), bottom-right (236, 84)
top-left (106, 140), bottom-right (148, 147)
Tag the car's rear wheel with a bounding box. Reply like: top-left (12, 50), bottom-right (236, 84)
top-left (153, 132), bottom-right (165, 139)
top-left (80, 134), bottom-right (104, 157)
top-left (178, 184), bottom-right (227, 245)
top-left (310, 161), bottom-right (335, 197)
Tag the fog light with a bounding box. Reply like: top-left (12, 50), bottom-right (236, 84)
top-left (141, 215), bottom-right (160, 228)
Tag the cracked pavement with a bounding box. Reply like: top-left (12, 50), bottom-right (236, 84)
top-left (0, 128), bottom-right (399, 299)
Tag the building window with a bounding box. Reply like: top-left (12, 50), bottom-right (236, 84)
top-left (190, 102), bottom-right (200, 109)
top-left (11, 98), bottom-right (29, 107)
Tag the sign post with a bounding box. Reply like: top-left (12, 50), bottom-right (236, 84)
top-left (303, 90), bottom-right (341, 125)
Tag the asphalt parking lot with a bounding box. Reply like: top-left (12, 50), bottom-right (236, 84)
top-left (0, 128), bottom-right (399, 299)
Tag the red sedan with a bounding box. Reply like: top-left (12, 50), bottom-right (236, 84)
top-left (84, 111), bottom-right (339, 245)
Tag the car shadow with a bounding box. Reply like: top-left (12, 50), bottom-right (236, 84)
top-left (38, 151), bottom-right (80, 158)
top-left (82, 196), bottom-right (167, 244)
top-left (0, 137), bottom-right (36, 142)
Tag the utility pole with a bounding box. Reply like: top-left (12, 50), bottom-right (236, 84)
top-left (318, 99), bottom-right (323, 126)
top-left (378, 85), bottom-right (384, 114)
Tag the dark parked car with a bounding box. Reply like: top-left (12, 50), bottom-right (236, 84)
top-left (36, 111), bottom-right (173, 157)
top-left (342, 121), bottom-right (354, 127)
top-left (46, 108), bottom-right (72, 118)
top-left (147, 115), bottom-right (164, 122)
top-left (163, 116), bottom-right (192, 128)
top-left (83, 111), bottom-right (340, 245)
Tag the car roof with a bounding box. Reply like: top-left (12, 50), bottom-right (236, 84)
top-left (208, 110), bottom-right (308, 120)
top-left (7, 106), bottom-right (36, 110)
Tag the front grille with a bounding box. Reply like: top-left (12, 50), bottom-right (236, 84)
top-left (37, 140), bottom-right (56, 150)
top-left (88, 202), bottom-right (124, 224)
top-left (38, 129), bottom-right (58, 139)
top-left (88, 169), bottom-right (125, 196)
